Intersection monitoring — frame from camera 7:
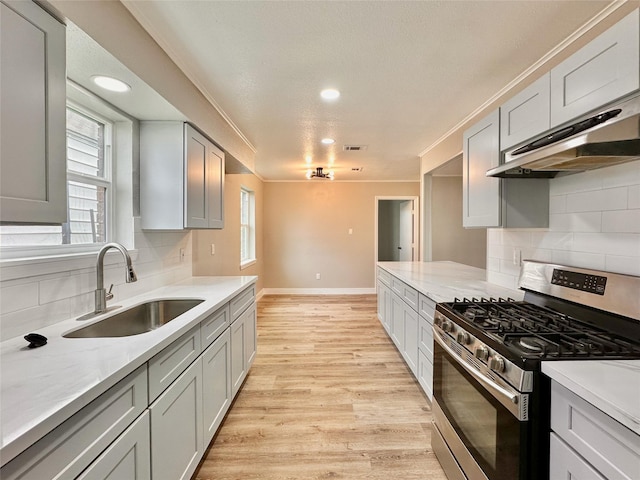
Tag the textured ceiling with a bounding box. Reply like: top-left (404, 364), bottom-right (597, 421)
top-left (121, 0), bottom-right (613, 181)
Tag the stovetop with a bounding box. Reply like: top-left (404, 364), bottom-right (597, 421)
top-left (437, 297), bottom-right (640, 364)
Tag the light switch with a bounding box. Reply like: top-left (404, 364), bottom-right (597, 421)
top-left (348, 228), bottom-right (353, 235)
top-left (211, 244), bottom-right (215, 255)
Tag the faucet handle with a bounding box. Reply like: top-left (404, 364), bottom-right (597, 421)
top-left (106, 284), bottom-right (114, 301)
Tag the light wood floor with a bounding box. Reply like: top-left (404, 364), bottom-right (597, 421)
top-left (194, 295), bottom-right (447, 480)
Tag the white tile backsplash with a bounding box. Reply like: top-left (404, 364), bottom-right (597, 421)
top-left (488, 161), bottom-right (640, 290)
top-left (0, 218), bottom-right (193, 340)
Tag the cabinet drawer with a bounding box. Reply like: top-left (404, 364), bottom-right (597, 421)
top-left (550, 9), bottom-right (639, 127)
top-left (377, 267), bottom-right (391, 287)
top-left (390, 277), bottom-right (419, 310)
top-left (230, 285), bottom-right (255, 321)
top-left (201, 304), bottom-right (230, 349)
top-left (418, 294), bottom-right (435, 322)
top-left (148, 325), bottom-right (201, 402)
top-left (1, 365), bottom-right (148, 480)
top-left (549, 433), bottom-right (606, 480)
top-left (500, 73), bottom-right (550, 151)
top-left (551, 381), bottom-right (640, 480)
top-left (76, 411), bottom-right (151, 480)
top-left (419, 317), bottom-right (434, 359)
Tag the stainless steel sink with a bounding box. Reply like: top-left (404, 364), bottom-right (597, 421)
top-left (64, 299), bottom-right (204, 338)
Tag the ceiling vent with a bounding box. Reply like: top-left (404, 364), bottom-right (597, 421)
top-left (351, 167), bottom-right (363, 172)
top-left (343, 145), bottom-right (368, 151)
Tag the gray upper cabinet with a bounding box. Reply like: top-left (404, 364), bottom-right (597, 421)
top-left (463, 110), bottom-right (549, 228)
top-left (463, 109), bottom-right (501, 228)
top-left (500, 73), bottom-right (551, 152)
top-left (140, 122), bottom-right (224, 230)
top-left (550, 9), bottom-right (639, 127)
top-left (0, 1), bottom-right (67, 224)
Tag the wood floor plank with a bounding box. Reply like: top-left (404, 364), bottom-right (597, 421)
top-left (194, 294), bottom-right (447, 480)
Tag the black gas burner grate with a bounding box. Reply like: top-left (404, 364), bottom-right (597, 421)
top-left (446, 297), bottom-right (640, 360)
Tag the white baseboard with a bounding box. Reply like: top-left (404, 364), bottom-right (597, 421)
top-left (262, 288), bottom-right (376, 295)
top-left (256, 288), bottom-right (265, 301)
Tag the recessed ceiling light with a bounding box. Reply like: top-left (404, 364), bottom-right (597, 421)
top-left (321, 138), bottom-right (335, 145)
top-left (320, 88), bottom-right (340, 100)
top-left (92, 75), bottom-right (131, 93)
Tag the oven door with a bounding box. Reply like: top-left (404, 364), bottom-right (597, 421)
top-left (433, 329), bottom-right (529, 480)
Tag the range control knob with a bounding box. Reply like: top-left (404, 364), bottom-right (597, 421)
top-left (456, 331), bottom-right (471, 345)
top-left (474, 346), bottom-right (489, 361)
top-left (441, 320), bottom-right (453, 333)
top-left (488, 355), bottom-right (505, 373)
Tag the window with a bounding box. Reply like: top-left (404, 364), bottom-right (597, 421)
top-left (240, 186), bottom-right (255, 267)
top-left (0, 104), bottom-right (112, 251)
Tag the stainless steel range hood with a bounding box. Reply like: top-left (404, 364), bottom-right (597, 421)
top-left (487, 93), bottom-right (640, 178)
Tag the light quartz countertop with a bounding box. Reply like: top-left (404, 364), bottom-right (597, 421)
top-left (377, 261), bottom-right (524, 302)
top-left (542, 360), bottom-right (640, 435)
top-left (0, 275), bottom-right (256, 466)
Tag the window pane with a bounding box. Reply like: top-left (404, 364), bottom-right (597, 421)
top-left (66, 108), bottom-right (104, 177)
top-left (66, 181), bottom-right (106, 244)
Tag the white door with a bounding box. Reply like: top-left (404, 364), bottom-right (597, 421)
top-left (398, 200), bottom-right (414, 261)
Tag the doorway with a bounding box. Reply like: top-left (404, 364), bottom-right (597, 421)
top-left (375, 196), bottom-right (419, 262)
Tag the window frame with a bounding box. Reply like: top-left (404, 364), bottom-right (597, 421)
top-left (240, 186), bottom-right (256, 269)
top-left (0, 100), bottom-right (115, 259)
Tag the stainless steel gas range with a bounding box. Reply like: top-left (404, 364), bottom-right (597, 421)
top-left (431, 260), bottom-right (640, 480)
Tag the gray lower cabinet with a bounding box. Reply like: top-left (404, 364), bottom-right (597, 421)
top-left (0, 0), bottom-right (67, 224)
top-left (418, 294), bottom-right (435, 400)
top-left (379, 268), bottom-right (432, 397)
top-left (150, 358), bottom-right (204, 480)
top-left (77, 412), bottom-right (151, 480)
top-left (231, 303), bottom-right (257, 396)
top-left (549, 381), bottom-right (640, 480)
top-left (390, 293), bottom-right (406, 352)
top-left (377, 280), bottom-right (392, 333)
top-left (550, 9), bottom-right (639, 128)
top-left (0, 365), bottom-right (148, 480)
top-left (203, 329), bottom-right (232, 445)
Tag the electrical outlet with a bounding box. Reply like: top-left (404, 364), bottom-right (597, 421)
top-left (513, 248), bottom-right (522, 266)
top-left (211, 244), bottom-right (215, 255)
top-left (316, 273), bottom-right (321, 280)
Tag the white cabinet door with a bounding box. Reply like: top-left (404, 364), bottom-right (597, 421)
top-left (418, 349), bottom-right (433, 400)
top-left (202, 330), bottom-right (231, 446)
top-left (244, 304), bottom-right (257, 370)
top-left (402, 305), bottom-right (419, 376)
top-left (230, 313), bottom-right (247, 396)
top-left (150, 358), bottom-right (203, 480)
top-left (463, 109), bottom-right (501, 228)
top-left (377, 280), bottom-right (392, 333)
top-left (0, 1), bottom-right (67, 224)
top-left (500, 73), bottom-right (550, 151)
top-left (550, 9), bottom-right (639, 127)
top-left (140, 122), bottom-right (225, 230)
top-left (207, 143), bottom-right (224, 228)
top-left (549, 433), bottom-right (606, 480)
top-left (77, 412), bottom-right (151, 480)
top-left (390, 293), bottom-right (405, 351)
top-left (184, 124), bottom-right (210, 229)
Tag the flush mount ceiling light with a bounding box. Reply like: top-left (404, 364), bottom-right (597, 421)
top-left (320, 88), bottom-right (340, 100)
top-left (321, 138), bottom-right (335, 145)
top-left (306, 167), bottom-right (334, 180)
top-left (91, 75), bottom-right (131, 93)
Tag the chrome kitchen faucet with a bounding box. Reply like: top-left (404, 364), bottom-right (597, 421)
top-left (79, 243), bottom-right (137, 320)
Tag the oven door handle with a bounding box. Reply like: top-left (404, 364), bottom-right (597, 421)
top-left (434, 329), bottom-right (528, 421)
